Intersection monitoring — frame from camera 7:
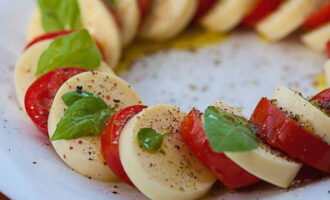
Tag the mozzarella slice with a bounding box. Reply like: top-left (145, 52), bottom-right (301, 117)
top-left (48, 71), bottom-right (143, 181)
top-left (27, 0), bottom-right (121, 67)
top-left (325, 60), bottom-right (330, 87)
top-left (139, 0), bottom-right (198, 40)
top-left (114, 0), bottom-right (140, 45)
top-left (212, 102), bottom-right (302, 188)
top-left (119, 104), bottom-right (216, 200)
top-left (302, 23), bottom-right (330, 51)
top-left (200, 0), bottom-right (258, 33)
top-left (257, 0), bottom-right (322, 41)
top-left (271, 85), bottom-right (330, 145)
top-left (14, 40), bottom-right (112, 110)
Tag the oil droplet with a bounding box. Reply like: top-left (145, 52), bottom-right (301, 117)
top-left (115, 26), bottom-right (228, 74)
top-left (314, 72), bottom-right (327, 91)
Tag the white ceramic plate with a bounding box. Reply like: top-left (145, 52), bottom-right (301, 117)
top-left (0, 0), bottom-right (329, 199)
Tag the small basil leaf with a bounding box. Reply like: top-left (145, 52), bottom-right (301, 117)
top-left (37, 0), bottom-right (81, 32)
top-left (204, 106), bottom-right (259, 152)
top-left (51, 95), bottom-right (115, 141)
top-left (62, 90), bottom-right (95, 106)
top-left (137, 128), bottom-right (166, 152)
top-left (36, 29), bottom-right (101, 77)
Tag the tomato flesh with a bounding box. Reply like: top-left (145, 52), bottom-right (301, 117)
top-left (242, 0), bottom-right (282, 27)
top-left (251, 98), bottom-right (330, 173)
top-left (137, 0), bottom-right (151, 21)
top-left (25, 30), bottom-right (74, 50)
top-left (193, 0), bottom-right (216, 21)
top-left (312, 88), bottom-right (330, 112)
top-left (302, 2), bottom-right (330, 29)
top-left (179, 109), bottom-right (260, 189)
top-left (25, 67), bottom-right (86, 135)
top-left (101, 105), bottom-right (148, 185)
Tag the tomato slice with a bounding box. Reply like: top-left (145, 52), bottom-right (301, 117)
top-left (251, 98), bottom-right (330, 173)
top-left (137, 0), bottom-right (151, 21)
top-left (327, 40), bottom-right (330, 58)
top-left (193, 0), bottom-right (216, 21)
top-left (24, 30), bottom-right (74, 50)
top-left (242, 0), bottom-right (282, 27)
top-left (178, 109), bottom-right (260, 189)
top-left (302, 2), bottom-right (330, 29)
top-left (101, 105), bottom-right (148, 185)
top-left (25, 67), bottom-right (86, 135)
top-left (311, 88), bottom-right (330, 112)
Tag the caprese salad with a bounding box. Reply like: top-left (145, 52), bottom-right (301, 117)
top-left (10, 0), bottom-right (330, 199)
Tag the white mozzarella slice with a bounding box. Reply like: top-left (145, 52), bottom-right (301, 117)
top-left (14, 40), bottom-right (112, 110)
top-left (139, 0), bottom-right (198, 40)
top-left (48, 71), bottom-right (143, 181)
top-left (200, 0), bottom-right (258, 33)
top-left (114, 0), bottom-right (140, 45)
top-left (212, 102), bottom-right (302, 188)
top-left (256, 0), bottom-right (322, 41)
top-left (302, 23), bottom-right (330, 51)
top-left (27, 0), bottom-right (121, 67)
top-left (271, 85), bottom-right (330, 144)
top-left (325, 60), bottom-right (330, 87)
top-left (119, 104), bottom-right (216, 200)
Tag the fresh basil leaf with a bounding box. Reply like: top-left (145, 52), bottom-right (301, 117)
top-left (204, 106), bottom-right (259, 152)
top-left (62, 90), bottom-right (95, 106)
top-left (137, 128), bottom-right (167, 152)
top-left (36, 29), bottom-right (101, 77)
top-left (51, 94), bottom-right (115, 141)
top-left (37, 0), bottom-right (81, 32)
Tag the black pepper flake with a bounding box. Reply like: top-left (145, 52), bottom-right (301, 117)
top-left (76, 86), bottom-right (83, 93)
top-left (113, 99), bottom-right (120, 103)
top-left (32, 161), bottom-right (37, 164)
top-left (112, 191), bottom-right (118, 194)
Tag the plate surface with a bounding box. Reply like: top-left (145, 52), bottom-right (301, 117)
top-left (0, 0), bottom-right (329, 200)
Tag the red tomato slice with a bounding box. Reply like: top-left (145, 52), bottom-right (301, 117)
top-left (251, 98), bottom-right (330, 173)
top-left (242, 0), bottom-right (282, 27)
top-left (327, 40), bottom-right (330, 58)
top-left (193, 0), bottom-right (216, 21)
top-left (302, 2), bottom-right (330, 29)
top-left (137, 0), bottom-right (151, 21)
top-left (25, 67), bottom-right (87, 135)
top-left (311, 88), bottom-right (330, 112)
top-left (24, 30), bottom-right (74, 50)
top-left (101, 105), bottom-right (148, 185)
top-left (178, 109), bottom-right (260, 189)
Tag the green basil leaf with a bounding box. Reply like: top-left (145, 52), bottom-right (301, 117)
top-left (51, 94), bottom-right (115, 141)
top-left (62, 90), bottom-right (95, 106)
top-left (204, 106), bottom-right (259, 152)
top-left (137, 128), bottom-right (166, 152)
top-left (36, 29), bottom-right (101, 77)
top-left (37, 0), bottom-right (81, 32)
top-left (106, 0), bottom-right (117, 4)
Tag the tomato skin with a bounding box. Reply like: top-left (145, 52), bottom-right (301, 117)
top-left (302, 2), bottom-right (330, 29)
top-left (101, 105), bottom-right (148, 185)
top-left (137, 0), bottom-right (151, 21)
top-left (327, 40), bottom-right (330, 58)
top-left (179, 109), bottom-right (260, 189)
top-left (24, 30), bottom-right (74, 50)
top-left (242, 0), bottom-right (282, 27)
top-left (312, 88), bottom-right (330, 112)
top-left (25, 67), bottom-right (86, 135)
top-left (251, 98), bottom-right (330, 173)
top-left (193, 0), bottom-right (216, 21)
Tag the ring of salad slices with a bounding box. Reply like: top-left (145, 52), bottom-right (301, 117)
top-left (12, 0), bottom-right (330, 200)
